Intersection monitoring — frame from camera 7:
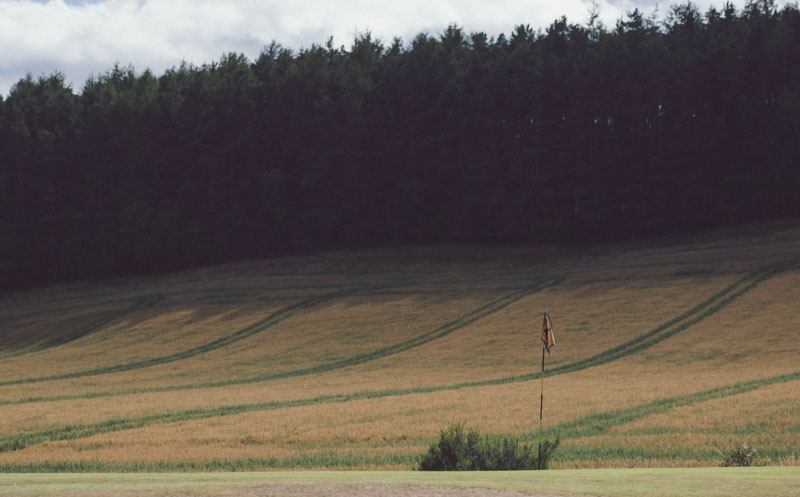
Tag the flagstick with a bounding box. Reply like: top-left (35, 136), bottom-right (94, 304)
top-left (538, 345), bottom-right (545, 470)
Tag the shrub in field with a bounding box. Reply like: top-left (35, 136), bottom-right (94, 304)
top-left (418, 422), bottom-right (559, 470)
top-left (720, 443), bottom-right (768, 467)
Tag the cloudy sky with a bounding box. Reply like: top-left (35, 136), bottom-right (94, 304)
top-left (0, 0), bottom-right (794, 97)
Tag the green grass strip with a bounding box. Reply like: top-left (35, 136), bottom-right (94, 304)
top-left (11, 444), bottom-right (790, 472)
top-left (554, 445), bottom-right (720, 461)
top-left (548, 445), bottom-right (798, 462)
top-left (0, 452), bottom-right (418, 472)
top-left (550, 445), bottom-right (800, 464)
top-left (0, 278), bottom-right (560, 405)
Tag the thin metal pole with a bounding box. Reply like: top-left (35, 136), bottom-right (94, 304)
top-left (538, 345), bottom-right (545, 470)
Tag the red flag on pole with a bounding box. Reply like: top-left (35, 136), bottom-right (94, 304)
top-left (542, 311), bottom-right (555, 354)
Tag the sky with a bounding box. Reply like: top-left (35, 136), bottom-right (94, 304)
top-left (0, 0), bottom-right (795, 97)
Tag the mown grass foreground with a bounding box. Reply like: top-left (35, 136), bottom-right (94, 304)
top-left (1, 468), bottom-right (798, 497)
top-left (1, 226), bottom-right (799, 470)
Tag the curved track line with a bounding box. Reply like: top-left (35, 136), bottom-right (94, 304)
top-left (2, 367), bottom-right (799, 454)
top-left (542, 258), bottom-right (796, 378)
top-left (0, 257), bottom-right (792, 433)
top-left (534, 370), bottom-right (800, 442)
top-left (0, 277), bottom-right (561, 403)
top-left (0, 290), bottom-right (351, 387)
top-left (0, 294), bottom-right (165, 360)
top-left (224, 277), bottom-right (563, 383)
top-left (1, 256), bottom-right (792, 404)
top-left (2, 261), bottom-right (796, 463)
top-left (1, 259), bottom-right (793, 449)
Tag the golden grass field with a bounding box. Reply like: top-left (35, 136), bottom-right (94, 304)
top-left (1, 224), bottom-right (799, 470)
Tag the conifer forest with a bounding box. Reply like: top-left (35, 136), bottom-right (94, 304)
top-left (1, 1), bottom-right (799, 292)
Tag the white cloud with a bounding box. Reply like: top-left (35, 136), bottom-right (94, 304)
top-left (0, 0), bottom-right (795, 97)
top-left (0, 0), bottom-right (614, 96)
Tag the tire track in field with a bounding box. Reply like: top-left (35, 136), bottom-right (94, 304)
top-left (6, 369), bottom-right (800, 469)
top-left (536, 370), bottom-right (800, 442)
top-left (2, 368), bottom-right (799, 454)
top-left (0, 294), bottom-right (166, 360)
top-left (0, 290), bottom-right (353, 387)
top-left (0, 277), bottom-right (562, 404)
top-left (230, 277), bottom-right (563, 383)
top-left (0, 256), bottom-right (790, 401)
top-left (0, 260), bottom-right (793, 450)
top-left (447, 258), bottom-right (794, 385)
top-left (542, 258), bottom-right (797, 378)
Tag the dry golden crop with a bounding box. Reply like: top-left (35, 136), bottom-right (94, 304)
top-left (1, 227), bottom-right (799, 469)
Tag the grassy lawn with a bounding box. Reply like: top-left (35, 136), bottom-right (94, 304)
top-left (1, 468), bottom-right (798, 497)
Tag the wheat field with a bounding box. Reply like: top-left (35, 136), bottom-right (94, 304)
top-left (1, 226), bottom-right (799, 470)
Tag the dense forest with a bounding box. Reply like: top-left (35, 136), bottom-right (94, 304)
top-left (1, 1), bottom-right (799, 292)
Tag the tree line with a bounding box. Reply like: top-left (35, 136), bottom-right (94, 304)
top-left (1, 1), bottom-right (799, 292)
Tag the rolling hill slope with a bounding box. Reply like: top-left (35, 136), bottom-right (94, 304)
top-left (1, 227), bottom-right (799, 470)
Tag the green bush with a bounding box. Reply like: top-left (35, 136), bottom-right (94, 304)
top-left (418, 422), bottom-right (559, 471)
top-left (720, 443), bottom-right (768, 467)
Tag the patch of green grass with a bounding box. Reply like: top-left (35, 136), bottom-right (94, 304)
top-left (0, 452), bottom-right (417, 472)
top-left (0, 468), bottom-right (798, 497)
top-left (552, 444), bottom-right (720, 461)
top-left (551, 445), bottom-right (800, 463)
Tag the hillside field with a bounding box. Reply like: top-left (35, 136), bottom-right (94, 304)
top-left (1, 225), bottom-right (799, 471)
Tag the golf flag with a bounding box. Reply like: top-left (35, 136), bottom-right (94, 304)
top-left (542, 311), bottom-right (555, 354)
